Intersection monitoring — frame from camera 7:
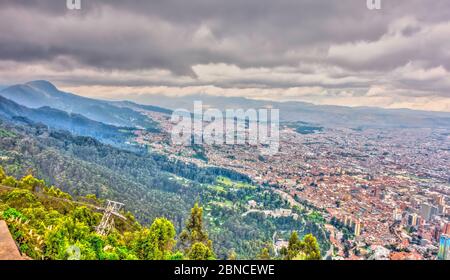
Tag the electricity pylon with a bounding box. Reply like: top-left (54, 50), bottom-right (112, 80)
top-left (96, 200), bottom-right (125, 235)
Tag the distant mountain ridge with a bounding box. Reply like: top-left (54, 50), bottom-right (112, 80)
top-left (111, 100), bottom-right (173, 115)
top-left (132, 93), bottom-right (450, 129)
top-left (1, 80), bottom-right (449, 129)
top-left (0, 94), bottom-right (133, 145)
top-left (0, 81), bottom-right (161, 131)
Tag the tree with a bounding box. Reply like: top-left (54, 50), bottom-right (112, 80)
top-left (2, 176), bottom-right (18, 188)
top-left (5, 189), bottom-right (39, 209)
top-left (188, 242), bottom-right (215, 260)
top-left (132, 218), bottom-right (177, 260)
top-left (257, 247), bottom-right (271, 260)
top-left (20, 174), bottom-right (45, 192)
top-left (285, 231), bottom-right (302, 260)
top-left (149, 218), bottom-right (177, 259)
top-left (72, 206), bottom-right (100, 228)
top-left (302, 234), bottom-right (321, 260)
top-left (180, 203), bottom-right (215, 260)
top-left (0, 166), bottom-right (6, 181)
top-left (43, 219), bottom-right (71, 260)
top-left (283, 231), bottom-right (321, 260)
top-left (180, 203), bottom-right (209, 246)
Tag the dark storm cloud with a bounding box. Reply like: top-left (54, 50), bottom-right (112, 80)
top-left (0, 1), bottom-right (441, 71)
top-left (0, 0), bottom-right (449, 107)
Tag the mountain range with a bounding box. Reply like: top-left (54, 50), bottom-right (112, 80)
top-left (0, 81), bottom-right (163, 131)
top-left (124, 93), bottom-right (450, 129)
top-left (0, 94), bottom-right (135, 146)
top-left (1, 81), bottom-right (449, 132)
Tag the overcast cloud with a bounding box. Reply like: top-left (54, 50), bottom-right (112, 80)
top-left (0, 0), bottom-right (449, 111)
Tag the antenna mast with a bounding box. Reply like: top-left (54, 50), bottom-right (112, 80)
top-left (96, 200), bottom-right (124, 235)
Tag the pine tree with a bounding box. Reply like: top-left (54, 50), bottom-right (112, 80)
top-left (180, 203), bottom-right (215, 260)
top-left (285, 231), bottom-right (302, 260)
top-left (131, 218), bottom-right (177, 260)
top-left (302, 234), bottom-right (321, 260)
top-left (180, 203), bottom-right (209, 245)
top-left (284, 231), bottom-right (321, 260)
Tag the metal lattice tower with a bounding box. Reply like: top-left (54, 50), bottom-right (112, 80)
top-left (96, 200), bottom-right (125, 235)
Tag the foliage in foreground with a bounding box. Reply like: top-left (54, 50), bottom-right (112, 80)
top-left (0, 166), bottom-right (213, 260)
top-left (281, 231), bottom-right (321, 260)
top-left (1, 165), bottom-right (322, 260)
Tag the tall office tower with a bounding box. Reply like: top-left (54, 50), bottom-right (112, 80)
top-left (408, 213), bottom-right (418, 227)
top-left (354, 221), bottom-right (361, 237)
top-left (437, 235), bottom-right (450, 260)
top-left (432, 205), bottom-right (438, 218)
top-left (438, 204), bottom-right (446, 215)
top-left (420, 203), bottom-right (431, 220)
top-left (344, 216), bottom-right (351, 227)
top-left (436, 195), bottom-right (445, 206)
top-left (393, 209), bottom-right (402, 221)
top-left (444, 223), bottom-right (450, 235)
top-left (420, 203), bottom-right (438, 221)
top-left (434, 225), bottom-right (442, 241)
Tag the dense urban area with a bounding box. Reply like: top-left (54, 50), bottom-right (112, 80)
top-left (137, 109), bottom-right (450, 260)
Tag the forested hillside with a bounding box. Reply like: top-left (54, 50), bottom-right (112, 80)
top-left (0, 81), bottom-right (161, 131)
top-left (0, 118), bottom-right (329, 259)
top-left (0, 167), bottom-right (321, 260)
top-left (0, 168), bottom-right (215, 260)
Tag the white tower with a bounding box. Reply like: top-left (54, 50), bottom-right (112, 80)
top-left (96, 200), bottom-right (125, 235)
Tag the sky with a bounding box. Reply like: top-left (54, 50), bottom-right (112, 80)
top-left (0, 0), bottom-right (449, 112)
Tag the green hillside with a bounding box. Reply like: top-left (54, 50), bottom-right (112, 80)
top-left (0, 166), bottom-right (217, 260)
top-left (0, 119), bottom-right (328, 259)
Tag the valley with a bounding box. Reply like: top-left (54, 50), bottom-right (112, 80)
top-left (0, 81), bottom-right (329, 259)
top-left (1, 81), bottom-right (449, 260)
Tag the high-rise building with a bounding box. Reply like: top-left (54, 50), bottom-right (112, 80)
top-left (431, 206), bottom-right (438, 219)
top-left (435, 195), bottom-right (445, 206)
top-left (354, 221), bottom-right (361, 237)
top-left (344, 216), bottom-right (351, 227)
top-left (350, 220), bottom-right (355, 230)
top-left (420, 203), bottom-right (437, 221)
top-left (393, 209), bottom-right (402, 221)
top-left (407, 213), bottom-right (418, 227)
top-left (437, 235), bottom-right (450, 260)
top-left (443, 223), bottom-right (450, 235)
top-left (434, 225), bottom-right (442, 241)
top-left (417, 216), bottom-right (425, 226)
top-left (420, 203), bottom-right (431, 220)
